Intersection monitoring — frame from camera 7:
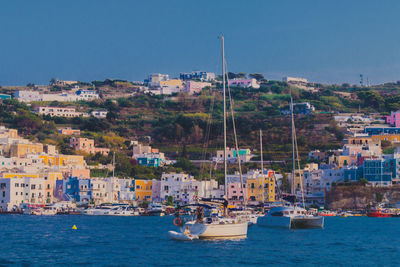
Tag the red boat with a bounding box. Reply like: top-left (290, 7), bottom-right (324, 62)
top-left (367, 210), bottom-right (392, 217)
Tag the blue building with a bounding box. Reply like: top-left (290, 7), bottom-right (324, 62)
top-left (343, 166), bottom-right (363, 181)
top-left (364, 127), bottom-right (400, 136)
top-left (362, 158), bottom-right (400, 186)
top-left (62, 177), bottom-right (92, 203)
top-left (137, 156), bottom-right (163, 167)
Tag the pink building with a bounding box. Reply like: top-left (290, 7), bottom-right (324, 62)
top-left (185, 81), bottom-right (211, 95)
top-left (69, 137), bottom-right (110, 156)
top-left (386, 111), bottom-right (400, 127)
top-left (227, 182), bottom-right (247, 206)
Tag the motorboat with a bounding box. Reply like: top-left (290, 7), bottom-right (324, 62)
top-left (83, 205), bottom-right (115, 215)
top-left (258, 206), bottom-right (324, 229)
top-left (147, 203), bottom-right (165, 216)
top-left (107, 206), bottom-right (139, 216)
top-left (318, 210), bottom-right (336, 217)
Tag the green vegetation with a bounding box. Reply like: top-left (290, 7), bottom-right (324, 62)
top-left (3, 79), bottom-right (400, 181)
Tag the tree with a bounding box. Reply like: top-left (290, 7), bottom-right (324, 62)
top-left (50, 78), bottom-right (56, 85)
top-left (166, 196), bottom-right (174, 206)
top-left (249, 73), bottom-right (264, 81)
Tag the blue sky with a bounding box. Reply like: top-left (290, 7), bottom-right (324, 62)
top-left (1, 0), bottom-right (400, 85)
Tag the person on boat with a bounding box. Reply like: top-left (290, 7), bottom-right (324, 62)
top-left (184, 226), bottom-right (191, 236)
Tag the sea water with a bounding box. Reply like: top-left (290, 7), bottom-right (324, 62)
top-left (0, 215), bottom-right (399, 266)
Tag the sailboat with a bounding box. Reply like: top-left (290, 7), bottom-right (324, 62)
top-left (169, 36), bottom-right (248, 239)
top-left (258, 96), bottom-right (324, 229)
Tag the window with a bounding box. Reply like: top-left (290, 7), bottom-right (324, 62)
top-left (2, 192), bottom-right (5, 197)
top-left (31, 185), bottom-right (35, 190)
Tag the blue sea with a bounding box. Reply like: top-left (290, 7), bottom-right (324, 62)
top-left (0, 215), bottom-right (399, 266)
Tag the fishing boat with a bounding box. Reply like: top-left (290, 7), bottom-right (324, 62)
top-left (168, 36), bottom-right (248, 240)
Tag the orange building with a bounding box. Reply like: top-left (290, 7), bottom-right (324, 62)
top-left (372, 134), bottom-right (400, 143)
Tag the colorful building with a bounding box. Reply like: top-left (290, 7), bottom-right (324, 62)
top-left (135, 180), bottom-right (153, 202)
top-left (385, 111), bottom-right (400, 127)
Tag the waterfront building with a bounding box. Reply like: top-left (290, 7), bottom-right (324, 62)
top-left (61, 177), bottom-right (92, 203)
top-left (151, 179), bottom-right (162, 203)
top-left (160, 172), bottom-right (222, 204)
top-left (228, 78), bottom-right (260, 89)
top-left (135, 179), bottom-right (153, 202)
top-left (226, 174), bottom-right (247, 206)
top-left (0, 177), bottom-right (46, 211)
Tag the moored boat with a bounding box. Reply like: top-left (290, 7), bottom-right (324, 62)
top-left (367, 209), bottom-right (392, 217)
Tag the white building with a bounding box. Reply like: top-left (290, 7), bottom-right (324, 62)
top-left (160, 173), bottom-right (222, 204)
top-left (36, 106), bottom-right (89, 118)
top-left (0, 177), bottom-right (46, 211)
top-left (283, 76), bottom-right (308, 84)
top-left (146, 73), bottom-right (169, 87)
top-left (14, 90), bottom-right (41, 102)
top-left (90, 178), bottom-right (135, 204)
top-left (228, 78), bottom-right (260, 89)
top-left (74, 90), bottom-right (100, 101)
top-left (91, 110), bottom-right (108, 119)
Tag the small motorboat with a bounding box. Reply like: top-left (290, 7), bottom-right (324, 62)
top-left (168, 231), bottom-right (199, 241)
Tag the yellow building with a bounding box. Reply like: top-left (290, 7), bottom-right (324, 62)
top-left (246, 171), bottom-right (276, 203)
top-left (135, 180), bottom-right (152, 202)
top-left (159, 79), bottom-right (183, 88)
top-left (39, 154), bottom-right (85, 167)
top-left (2, 173), bottom-right (39, 179)
top-left (10, 143), bottom-right (43, 157)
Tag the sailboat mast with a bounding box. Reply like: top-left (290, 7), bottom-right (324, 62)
top-left (290, 96), bottom-right (295, 196)
top-left (222, 36), bottom-right (228, 200)
top-left (112, 151), bottom-right (115, 178)
top-left (260, 129), bottom-right (264, 203)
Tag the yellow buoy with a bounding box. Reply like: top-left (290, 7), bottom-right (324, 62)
top-left (72, 225), bottom-right (77, 230)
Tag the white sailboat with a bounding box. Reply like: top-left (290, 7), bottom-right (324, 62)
top-left (169, 36), bottom-right (248, 240)
top-left (258, 96), bottom-right (324, 229)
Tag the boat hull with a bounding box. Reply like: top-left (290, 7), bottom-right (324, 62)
top-left (257, 216), bottom-right (291, 228)
top-left (290, 216), bottom-right (324, 229)
top-left (186, 221), bottom-right (248, 239)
